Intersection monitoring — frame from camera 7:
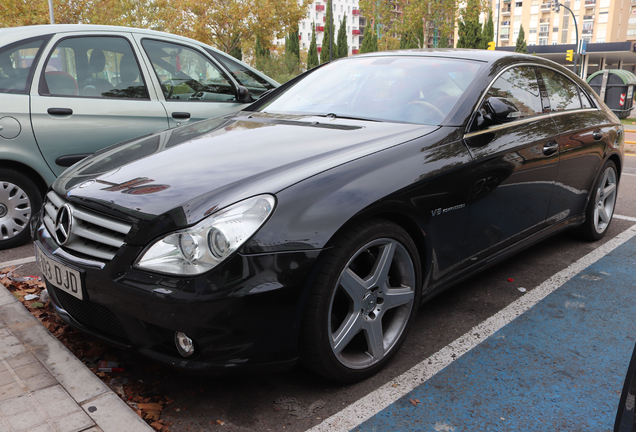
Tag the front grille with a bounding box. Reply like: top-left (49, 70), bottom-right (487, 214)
top-left (42, 191), bottom-right (132, 261)
top-left (50, 286), bottom-right (130, 342)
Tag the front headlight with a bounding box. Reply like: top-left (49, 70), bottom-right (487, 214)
top-left (135, 195), bottom-right (276, 275)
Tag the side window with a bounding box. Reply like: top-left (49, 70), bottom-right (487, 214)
top-left (42, 36), bottom-right (149, 99)
top-left (207, 50), bottom-right (275, 98)
top-left (484, 66), bottom-right (543, 118)
top-left (539, 68), bottom-right (582, 111)
top-left (142, 40), bottom-right (237, 103)
top-left (0, 38), bottom-right (47, 94)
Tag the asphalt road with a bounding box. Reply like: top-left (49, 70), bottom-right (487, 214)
top-left (1, 154), bottom-right (635, 432)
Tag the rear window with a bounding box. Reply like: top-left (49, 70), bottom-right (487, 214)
top-left (0, 37), bottom-right (48, 94)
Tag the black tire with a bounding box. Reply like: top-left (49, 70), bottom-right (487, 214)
top-left (0, 170), bottom-right (42, 249)
top-left (578, 160), bottom-right (619, 241)
top-left (300, 219), bottom-right (422, 382)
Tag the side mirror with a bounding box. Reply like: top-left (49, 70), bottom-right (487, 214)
top-left (236, 85), bottom-right (252, 104)
top-left (476, 96), bottom-right (521, 128)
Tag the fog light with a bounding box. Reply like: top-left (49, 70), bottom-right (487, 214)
top-left (175, 332), bottom-right (195, 357)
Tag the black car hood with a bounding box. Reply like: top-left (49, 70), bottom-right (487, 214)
top-left (54, 112), bottom-right (437, 226)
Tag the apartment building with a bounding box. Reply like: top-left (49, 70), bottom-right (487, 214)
top-left (492, 0), bottom-right (632, 48)
top-left (276, 1), bottom-right (363, 55)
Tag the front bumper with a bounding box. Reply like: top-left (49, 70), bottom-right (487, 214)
top-left (34, 220), bottom-right (321, 373)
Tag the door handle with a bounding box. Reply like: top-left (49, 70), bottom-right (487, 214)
top-left (543, 141), bottom-right (559, 156)
top-left (172, 112), bottom-right (191, 119)
top-left (47, 108), bottom-right (73, 116)
top-left (592, 129), bottom-right (603, 140)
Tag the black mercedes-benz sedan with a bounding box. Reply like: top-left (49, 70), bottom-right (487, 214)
top-left (33, 49), bottom-right (623, 382)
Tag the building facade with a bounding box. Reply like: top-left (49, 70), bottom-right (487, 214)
top-left (277, 1), bottom-right (363, 56)
top-left (491, 0), bottom-right (633, 48)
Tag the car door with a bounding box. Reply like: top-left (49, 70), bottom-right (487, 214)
top-left (30, 33), bottom-right (170, 177)
top-left (463, 65), bottom-right (560, 261)
top-left (538, 67), bottom-right (617, 221)
top-left (136, 37), bottom-right (246, 128)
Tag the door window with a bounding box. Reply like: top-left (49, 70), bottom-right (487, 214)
top-left (539, 68), bottom-right (582, 111)
top-left (142, 39), bottom-right (237, 103)
top-left (0, 37), bottom-right (48, 94)
top-left (207, 50), bottom-right (275, 98)
top-left (484, 66), bottom-right (543, 118)
top-left (41, 36), bottom-right (149, 99)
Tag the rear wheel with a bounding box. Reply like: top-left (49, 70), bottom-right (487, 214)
top-left (0, 170), bottom-right (42, 249)
top-left (300, 220), bottom-right (421, 382)
top-left (578, 160), bottom-right (618, 241)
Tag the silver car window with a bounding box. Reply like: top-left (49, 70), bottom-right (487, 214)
top-left (42, 36), bottom-right (149, 99)
top-left (483, 66), bottom-right (543, 119)
top-left (0, 38), bottom-right (46, 94)
top-left (142, 39), bottom-right (237, 103)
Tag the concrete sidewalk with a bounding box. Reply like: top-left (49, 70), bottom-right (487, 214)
top-left (0, 283), bottom-right (152, 432)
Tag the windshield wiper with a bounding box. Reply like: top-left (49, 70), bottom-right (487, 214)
top-left (316, 113), bottom-right (381, 122)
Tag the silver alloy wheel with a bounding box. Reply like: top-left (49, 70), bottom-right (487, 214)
top-left (328, 238), bottom-right (416, 369)
top-left (593, 166), bottom-right (617, 234)
top-left (0, 181), bottom-right (31, 240)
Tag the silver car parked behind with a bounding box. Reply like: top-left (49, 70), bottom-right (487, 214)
top-left (0, 24), bottom-right (278, 249)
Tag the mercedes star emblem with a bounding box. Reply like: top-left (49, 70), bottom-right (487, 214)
top-left (54, 204), bottom-right (73, 245)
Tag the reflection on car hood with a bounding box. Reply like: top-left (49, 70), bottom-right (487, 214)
top-left (54, 112), bottom-right (437, 225)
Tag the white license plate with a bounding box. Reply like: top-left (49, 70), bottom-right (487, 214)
top-left (34, 244), bottom-right (84, 300)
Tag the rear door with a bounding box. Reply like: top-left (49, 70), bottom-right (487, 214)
top-left (30, 32), bottom-right (169, 176)
top-left (463, 65), bottom-right (560, 260)
top-left (539, 67), bottom-right (618, 221)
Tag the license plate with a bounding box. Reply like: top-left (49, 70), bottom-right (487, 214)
top-left (34, 244), bottom-right (84, 300)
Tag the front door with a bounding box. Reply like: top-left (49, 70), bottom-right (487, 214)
top-left (463, 66), bottom-right (560, 260)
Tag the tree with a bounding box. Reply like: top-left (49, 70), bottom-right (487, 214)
top-left (336, 14), bottom-right (349, 58)
top-left (320, 0), bottom-right (335, 63)
top-left (516, 25), bottom-right (528, 53)
top-left (286, 25), bottom-right (300, 63)
top-left (229, 34), bottom-right (243, 60)
top-left (153, 0), bottom-right (312, 55)
top-left (359, 0), bottom-right (393, 50)
top-left (307, 23), bottom-right (320, 69)
top-left (360, 27), bottom-right (378, 54)
top-left (400, 0), bottom-right (459, 49)
top-left (457, 0), bottom-right (483, 49)
top-left (438, 32), bottom-right (449, 48)
top-left (482, 11), bottom-right (494, 49)
top-left (255, 34), bottom-right (270, 59)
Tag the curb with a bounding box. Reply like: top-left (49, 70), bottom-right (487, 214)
top-left (0, 283), bottom-right (153, 432)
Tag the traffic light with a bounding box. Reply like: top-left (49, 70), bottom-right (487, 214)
top-left (552, 0), bottom-right (560, 12)
top-left (487, 41), bottom-right (496, 50)
top-left (566, 49), bottom-right (574, 61)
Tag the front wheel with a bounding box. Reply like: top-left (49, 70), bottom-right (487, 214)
top-left (300, 220), bottom-right (421, 382)
top-left (0, 170), bottom-right (42, 249)
top-left (578, 160), bottom-right (619, 241)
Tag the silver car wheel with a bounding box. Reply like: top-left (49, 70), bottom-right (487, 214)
top-left (0, 181), bottom-right (31, 240)
top-left (328, 238), bottom-right (416, 370)
top-left (593, 166), bottom-right (617, 234)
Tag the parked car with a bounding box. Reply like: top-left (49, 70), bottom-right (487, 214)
top-left (0, 24), bottom-right (278, 249)
top-left (33, 50), bottom-right (623, 382)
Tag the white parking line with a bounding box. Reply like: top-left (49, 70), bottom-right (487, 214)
top-left (0, 256), bottom-right (36, 269)
top-left (623, 172), bottom-right (636, 177)
top-left (615, 214), bottom-right (636, 222)
top-left (307, 223), bottom-right (636, 432)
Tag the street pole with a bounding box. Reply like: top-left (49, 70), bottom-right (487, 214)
top-left (555, 2), bottom-right (579, 76)
top-left (496, 0), bottom-right (501, 48)
top-left (48, 0), bottom-right (55, 24)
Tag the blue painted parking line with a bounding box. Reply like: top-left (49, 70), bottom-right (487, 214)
top-left (353, 236), bottom-right (636, 431)
top-left (310, 223), bottom-right (636, 432)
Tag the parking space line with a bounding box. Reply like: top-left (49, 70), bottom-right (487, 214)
top-left (0, 256), bottom-right (36, 270)
top-left (308, 223), bottom-right (636, 432)
top-left (615, 214), bottom-right (636, 222)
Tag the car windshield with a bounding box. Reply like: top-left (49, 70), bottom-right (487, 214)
top-left (260, 56), bottom-right (483, 125)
